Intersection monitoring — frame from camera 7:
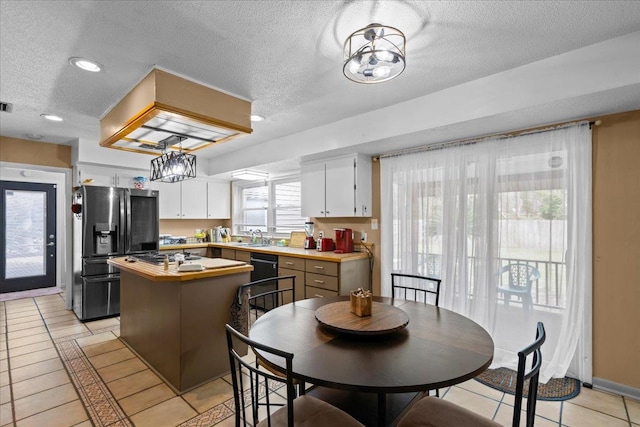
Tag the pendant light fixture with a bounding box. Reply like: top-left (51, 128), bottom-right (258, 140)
top-left (150, 136), bottom-right (196, 183)
top-left (343, 23), bottom-right (406, 84)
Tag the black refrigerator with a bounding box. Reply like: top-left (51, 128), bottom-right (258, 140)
top-left (72, 185), bottom-right (159, 321)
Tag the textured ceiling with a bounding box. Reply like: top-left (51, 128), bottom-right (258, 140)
top-left (1, 1), bottom-right (639, 177)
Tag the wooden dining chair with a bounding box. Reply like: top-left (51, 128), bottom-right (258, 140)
top-left (244, 275), bottom-right (297, 327)
top-left (239, 275), bottom-right (310, 395)
top-left (391, 273), bottom-right (443, 397)
top-left (225, 324), bottom-right (364, 427)
top-left (396, 322), bottom-right (546, 427)
top-left (391, 273), bottom-right (442, 306)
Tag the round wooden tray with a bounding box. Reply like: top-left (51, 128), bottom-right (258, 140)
top-left (314, 301), bottom-right (410, 335)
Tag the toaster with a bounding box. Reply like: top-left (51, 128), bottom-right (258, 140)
top-left (316, 238), bottom-right (335, 252)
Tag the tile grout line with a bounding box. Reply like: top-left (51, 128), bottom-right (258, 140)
top-left (621, 396), bottom-right (633, 426)
top-left (55, 327), bottom-right (134, 426)
top-left (33, 294), bottom-right (97, 426)
top-left (1, 300), bottom-right (19, 427)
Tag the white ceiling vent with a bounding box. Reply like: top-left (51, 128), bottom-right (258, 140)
top-left (0, 102), bottom-right (14, 113)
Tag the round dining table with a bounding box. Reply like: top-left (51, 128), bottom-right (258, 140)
top-left (248, 296), bottom-right (494, 426)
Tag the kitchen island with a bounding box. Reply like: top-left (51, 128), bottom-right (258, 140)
top-left (108, 256), bottom-right (253, 393)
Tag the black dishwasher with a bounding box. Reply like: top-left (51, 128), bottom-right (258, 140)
top-left (249, 252), bottom-right (279, 310)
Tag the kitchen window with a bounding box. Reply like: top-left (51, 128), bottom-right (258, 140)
top-left (233, 177), bottom-right (305, 237)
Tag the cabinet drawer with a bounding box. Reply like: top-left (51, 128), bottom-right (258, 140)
top-left (185, 248), bottom-right (207, 257)
top-left (235, 250), bottom-right (251, 263)
top-left (305, 272), bottom-right (338, 292)
top-left (279, 256), bottom-right (305, 271)
top-left (221, 248), bottom-right (236, 260)
top-left (304, 259), bottom-right (338, 276)
top-left (305, 286), bottom-right (338, 298)
top-left (278, 268), bottom-right (305, 302)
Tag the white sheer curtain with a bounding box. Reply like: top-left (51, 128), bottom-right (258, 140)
top-left (380, 124), bottom-right (592, 383)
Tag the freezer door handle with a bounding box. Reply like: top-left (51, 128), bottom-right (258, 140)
top-left (84, 275), bottom-right (119, 283)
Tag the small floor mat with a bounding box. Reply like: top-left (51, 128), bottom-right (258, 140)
top-left (475, 367), bottom-right (580, 401)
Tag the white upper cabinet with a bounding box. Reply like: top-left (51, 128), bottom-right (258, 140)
top-left (301, 154), bottom-right (372, 218)
top-left (153, 181), bottom-right (182, 219)
top-left (207, 181), bottom-right (231, 219)
top-left (301, 161), bottom-right (327, 217)
top-left (153, 179), bottom-right (208, 219)
top-left (180, 179), bottom-right (208, 219)
top-left (74, 164), bottom-right (147, 188)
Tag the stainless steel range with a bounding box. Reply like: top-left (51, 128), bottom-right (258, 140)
top-left (134, 253), bottom-right (201, 264)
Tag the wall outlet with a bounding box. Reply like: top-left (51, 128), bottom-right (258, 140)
top-left (371, 218), bottom-right (378, 230)
top-left (361, 231), bottom-right (367, 242)
top-left (318, 231), bottom-right (324, 239)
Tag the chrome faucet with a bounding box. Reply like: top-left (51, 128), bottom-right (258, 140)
top-left (250, 229), bottom-right (263, 244)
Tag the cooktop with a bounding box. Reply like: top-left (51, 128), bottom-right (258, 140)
top-left (134, 253), bottom-right (202, 264)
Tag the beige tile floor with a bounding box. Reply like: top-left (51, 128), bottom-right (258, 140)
top-left (1, 293), bottom-right (639, 427)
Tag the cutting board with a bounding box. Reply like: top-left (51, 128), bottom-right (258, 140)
top-left (289, 231), bottom-right (307, 248)
top-left (194, 258), bottom-right (247, 269)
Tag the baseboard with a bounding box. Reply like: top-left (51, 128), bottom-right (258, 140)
top-left (592, 377), bottom-right (640, 400)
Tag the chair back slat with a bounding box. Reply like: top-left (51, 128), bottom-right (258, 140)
top-left (512, 322), bottom-right (546, 427)
top-left (238, 275), bottom-right (297, 328)
top-left (226, 324), bottom-right (296, 427)
top-left (391, 273), bottom-right (442, 306)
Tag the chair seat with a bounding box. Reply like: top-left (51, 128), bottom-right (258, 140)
top-left (498, 286), bottom-right (529, 295)
top-left (257, 395), bottom-right (364, 427)
top-left (396, 396), bottom-right (500, 427)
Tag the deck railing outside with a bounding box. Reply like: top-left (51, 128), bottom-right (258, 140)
top-left (417, 254), bottom-right (566, 309)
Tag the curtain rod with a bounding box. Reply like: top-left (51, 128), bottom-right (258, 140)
top-left (376, 119), bottom-right (600, 160)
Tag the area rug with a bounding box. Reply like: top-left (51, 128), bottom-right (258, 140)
top-left (0, 287), bottom-right (62, 302)
top-left (475, 367), bottom-right (580, 401)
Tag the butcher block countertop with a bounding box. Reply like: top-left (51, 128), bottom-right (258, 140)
top-left (160, 242), bottom-right (371, 262)
top-left (108, 256), bottom-right (253, 282)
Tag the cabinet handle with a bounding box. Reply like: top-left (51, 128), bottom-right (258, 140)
top-left (285, 262), bottom-right (294, 265)
top-left (314, 266), bottom-right (324, 270)
top-left (314, 279), bottom-right (324, 284)
top-left (326, 211), bottom-right (330, 214)
top-left (314, 294), bottom-right (324, 298)
top-left (320, 211), bottom-right (324, 214)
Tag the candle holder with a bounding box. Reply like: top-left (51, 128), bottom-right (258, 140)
top-left (350, 289), bottom-right (372, 317)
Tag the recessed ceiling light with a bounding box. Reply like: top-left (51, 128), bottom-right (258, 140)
top-left (25, 133), bottom-right (43, 140)
top-left (250, 115), bottom-right (265, 122)
top-left (231, 169), bottom-right (268, 181)
top-left (40, 113), bottom-right (63, 122)
top-left (68, 57), bottom-right (103, 72)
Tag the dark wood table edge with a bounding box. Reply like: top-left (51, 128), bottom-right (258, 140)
top-left (251, 296), bottom-right (495, 426)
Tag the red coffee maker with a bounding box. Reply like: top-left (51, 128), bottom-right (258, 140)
top-left (334, 228), bottom-right (353, 253)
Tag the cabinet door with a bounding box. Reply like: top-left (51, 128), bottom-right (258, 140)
top-left (207, 181), bottom-right (231, 219)
top-left (181, 180), bottom-right (208, 219)
top-left (354, 155), bottom-right (372, 217)
top-left (115, 169), bottom-right (148, 189)
top-left (153, 181), bottom-right (182, 219)
top-left (301, 161), bottom-right (326, 217)
top-left (221, 248), bottom-right (236, 260)
top-left (76, 165), bottom-right (116, 187)
top-left (325, 156), bottom-right (355, 217)
top-left (278, 267), bottom-right (305, 302)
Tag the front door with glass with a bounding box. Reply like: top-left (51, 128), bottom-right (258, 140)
top-left (0, 181), bottom-right (57, 293)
